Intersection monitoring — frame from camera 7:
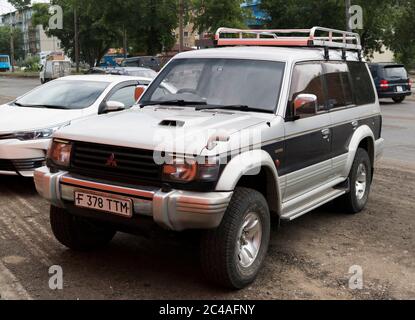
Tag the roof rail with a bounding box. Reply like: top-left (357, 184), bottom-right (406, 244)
top-left (214, 27), bottom-right (362, 51)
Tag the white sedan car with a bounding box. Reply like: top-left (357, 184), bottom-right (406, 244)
top-left (0, 75), bottom-right (151, 177)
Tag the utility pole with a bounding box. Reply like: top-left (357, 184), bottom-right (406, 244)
top-left (345, 0), bottom-right (352, 32)
top-left (123, 25), bottom-right (128, 59)
top-left (74, 5), bottom-right (79, 72)
top-left (9, 12), bottom-right (15, 72)
top-left (178, 0), bottom-right (184, 53)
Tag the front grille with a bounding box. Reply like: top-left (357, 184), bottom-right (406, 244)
top-left (0, 158), bottom-right (45, 172)
top-left (71, 142), bottom-right (161, 181)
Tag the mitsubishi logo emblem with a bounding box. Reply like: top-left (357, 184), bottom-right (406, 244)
top-left (106, 153), bottom-right (117, 167)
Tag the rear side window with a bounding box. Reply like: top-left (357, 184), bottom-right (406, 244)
top-left (324, 62), bottom-right (354, 109)
top-left (348, 62), bottom-right (376, 106)
top-left (289, 62), bottom-right (326, 117)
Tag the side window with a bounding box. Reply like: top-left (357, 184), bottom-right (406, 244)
top-left (107, 85), bottom-right (137, 108)
top-left (324, 62), bottom-right (354, 109)
top-left (288, 62), bottom-right (326, 118)
top-left (348, 62), bottom-right (376, 106)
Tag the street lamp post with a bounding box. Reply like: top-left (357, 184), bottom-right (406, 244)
top-left (74, 6), bottom-right (79, 72)
top-left (9, 11), bottom-right (15, 72)
top-left (178, 0), bottom-right (184, 53)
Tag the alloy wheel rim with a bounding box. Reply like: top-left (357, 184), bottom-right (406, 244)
top-left (237, 212), bottom-right (262, 268)
top-left (355, 163), bottom-right (367, 200)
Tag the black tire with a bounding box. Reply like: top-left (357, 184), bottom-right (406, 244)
top-left (40, 78), bottom-right (45, 84)
top-left (392, 96), bottom-right (405, 103)
top-left (338, 148), bottom-right (372, 214)
top-left (200, 187), bottom-right (271, 289)
top-left (50, 206), bottom-right (116, 251)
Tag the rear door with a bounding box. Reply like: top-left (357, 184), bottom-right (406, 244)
top-left (283, 62), bottom-right (333, 201)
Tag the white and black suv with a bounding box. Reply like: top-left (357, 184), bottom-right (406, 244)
top-left (35, 27), bottom-right (384, 289)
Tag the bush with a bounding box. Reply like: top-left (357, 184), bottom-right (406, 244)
top-left (19, 56), bottom-right (41, 72)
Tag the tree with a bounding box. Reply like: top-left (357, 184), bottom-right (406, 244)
top-left (384, 1), bottom-right (415, 68)
top-left (192, 0), bottom-right (247, 34)
top-left (260, 0), bottom-right (396, 57)
top-left (0, 26), bottom-right (24, 60)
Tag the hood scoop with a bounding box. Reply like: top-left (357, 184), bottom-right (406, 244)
top-left (159, 120), bottom-right (185, 127)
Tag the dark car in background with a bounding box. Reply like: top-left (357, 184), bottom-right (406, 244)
top-left (121, 56), bottom-right (161, 72)
top-left (369, 63), bottom-right (412, 103)
top-left (106, 67), bottom-right (157, 79)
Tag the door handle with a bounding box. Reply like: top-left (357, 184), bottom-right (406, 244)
top-left (321, 129), bottom-right (331, 140)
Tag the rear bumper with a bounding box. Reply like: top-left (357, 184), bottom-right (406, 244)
top-left (378, 90), bottom-right (412, 98)
top-left (34, 167), bottom-right (233, 232)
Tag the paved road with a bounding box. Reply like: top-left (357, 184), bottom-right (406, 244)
top-left (0, 77), bottom-right (40, 102)
top-left (0, 78), bottom-right (414, 300)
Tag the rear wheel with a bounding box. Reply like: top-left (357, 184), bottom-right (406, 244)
top-left (337, 148), bottom-right (372, 214)
top-left (200, 188), bottom-right (271, 289)
top-left (50, 206), bottom-right (116, 251)
top-left (392, 96), bottom-right (405, 103)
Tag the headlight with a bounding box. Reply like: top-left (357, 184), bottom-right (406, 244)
top-left (47, 139), bottom-right (72, 168)
top-left (12, 123), bottom-right (70, 141)
top-left (163, 157), bottom-right (220, 183)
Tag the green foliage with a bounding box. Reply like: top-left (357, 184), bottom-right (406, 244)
top-left (32, 0), bottom-right (179, 65)
top-left (0, 26), bottom-right (25, 60)
top-left (7, 0), bottom-right (30, 9)
top-left (192, 0), bottom-right (247, 34)
top-left (19, 55), bottom-right (41, 71)
top-left (260, 0), bottom-right (395, 57)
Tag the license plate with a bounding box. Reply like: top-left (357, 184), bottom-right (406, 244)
top-left (74, 190), bottom-right (133, 218)
top-left (397, 86), bottom-right (403, 92)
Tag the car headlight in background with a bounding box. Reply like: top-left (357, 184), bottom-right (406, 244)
top-left (47, 139), bottom-right (72, 168)
top-left (162, 157), bottom-right (221, 183)
top-left (1, 123), bottom-right (70, 141)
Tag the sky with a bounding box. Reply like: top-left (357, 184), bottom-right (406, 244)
top-left (0, 0), bottom-right (49, 15)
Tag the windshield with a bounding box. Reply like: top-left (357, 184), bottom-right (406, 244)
top-left (14, 80), bottom-right (109, 110)
top-left (384, 66), bottom-right (408, 79)
top-left (141, 58), bottom-right (285, 112)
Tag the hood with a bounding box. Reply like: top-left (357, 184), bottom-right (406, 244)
top-left (0, 104), bottom-right (85, 133)
top-left (55, 106), bottom-right (271, 155)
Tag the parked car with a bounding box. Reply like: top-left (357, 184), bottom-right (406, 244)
top-left (34, 27), bottom-right (384, 289)
top-left (107, 67), bottom-right (158, 79)
top-left (0, 75), bottom-right (152, 177)
top-left (121, 56), bottom-right (161, 71)
top-left (40, 60), bottom-right (72, 84)
top-left (369, 63), bottom-right (412, 103)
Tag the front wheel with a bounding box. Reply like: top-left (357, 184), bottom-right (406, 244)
top-left (338, 148), bottom-right (372, 214)
top-left (50, 206), bottom-right (116, 251)
top-left (200, 188), bottom-right (271, 289)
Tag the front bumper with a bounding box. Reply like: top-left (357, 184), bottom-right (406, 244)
top-left (375, 138), bottom-right (385, 161)
top-left (0, 138), bottom-right (49, 177)
top-left (34, 167), bottom-right (233, 232)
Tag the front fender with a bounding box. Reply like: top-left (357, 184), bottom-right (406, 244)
top-left (216, 150), bottom-right (283, 215)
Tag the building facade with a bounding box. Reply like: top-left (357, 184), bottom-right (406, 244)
top-left (1, 6), bottom-right (61, 59)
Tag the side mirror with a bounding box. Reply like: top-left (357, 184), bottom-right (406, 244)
top-left (135, 85), bottom-right (146, 101)
top-left (104, 101), bottom-right (126, 113)
top-left (293, 94), bottom-right (318, 117)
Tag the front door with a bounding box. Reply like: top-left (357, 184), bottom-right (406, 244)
top-left (282, 62), bottom-right (333, 201)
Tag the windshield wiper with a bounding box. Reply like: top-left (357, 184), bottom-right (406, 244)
top-left (13, 102), bottom-right (69, 109)
top-left (196, 104), bottom-right (272, 114)
top-left (140, 100), bottom-right (207, 107)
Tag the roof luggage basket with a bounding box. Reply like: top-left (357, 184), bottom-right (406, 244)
top-left (214, 26), bottom-right (362, 53)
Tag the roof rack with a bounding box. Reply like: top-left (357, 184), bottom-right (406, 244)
top-left (214, 27), bottom-right (362, 51)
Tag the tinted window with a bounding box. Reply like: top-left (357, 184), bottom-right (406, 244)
top-left (142, 58), bottom-right (285, 112)
top-left (15, 80), bottom-right (109, 110)
top-left (383, 66), bottom-right (408, 79)
top-left (288, 62), bottom-right (326, 118)
top-left (348, 62), bottom-right (376, 105)
top-left (324, 62), bottom-right (354, 108)
top-left (108, 86), bottom-right (137, 108)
